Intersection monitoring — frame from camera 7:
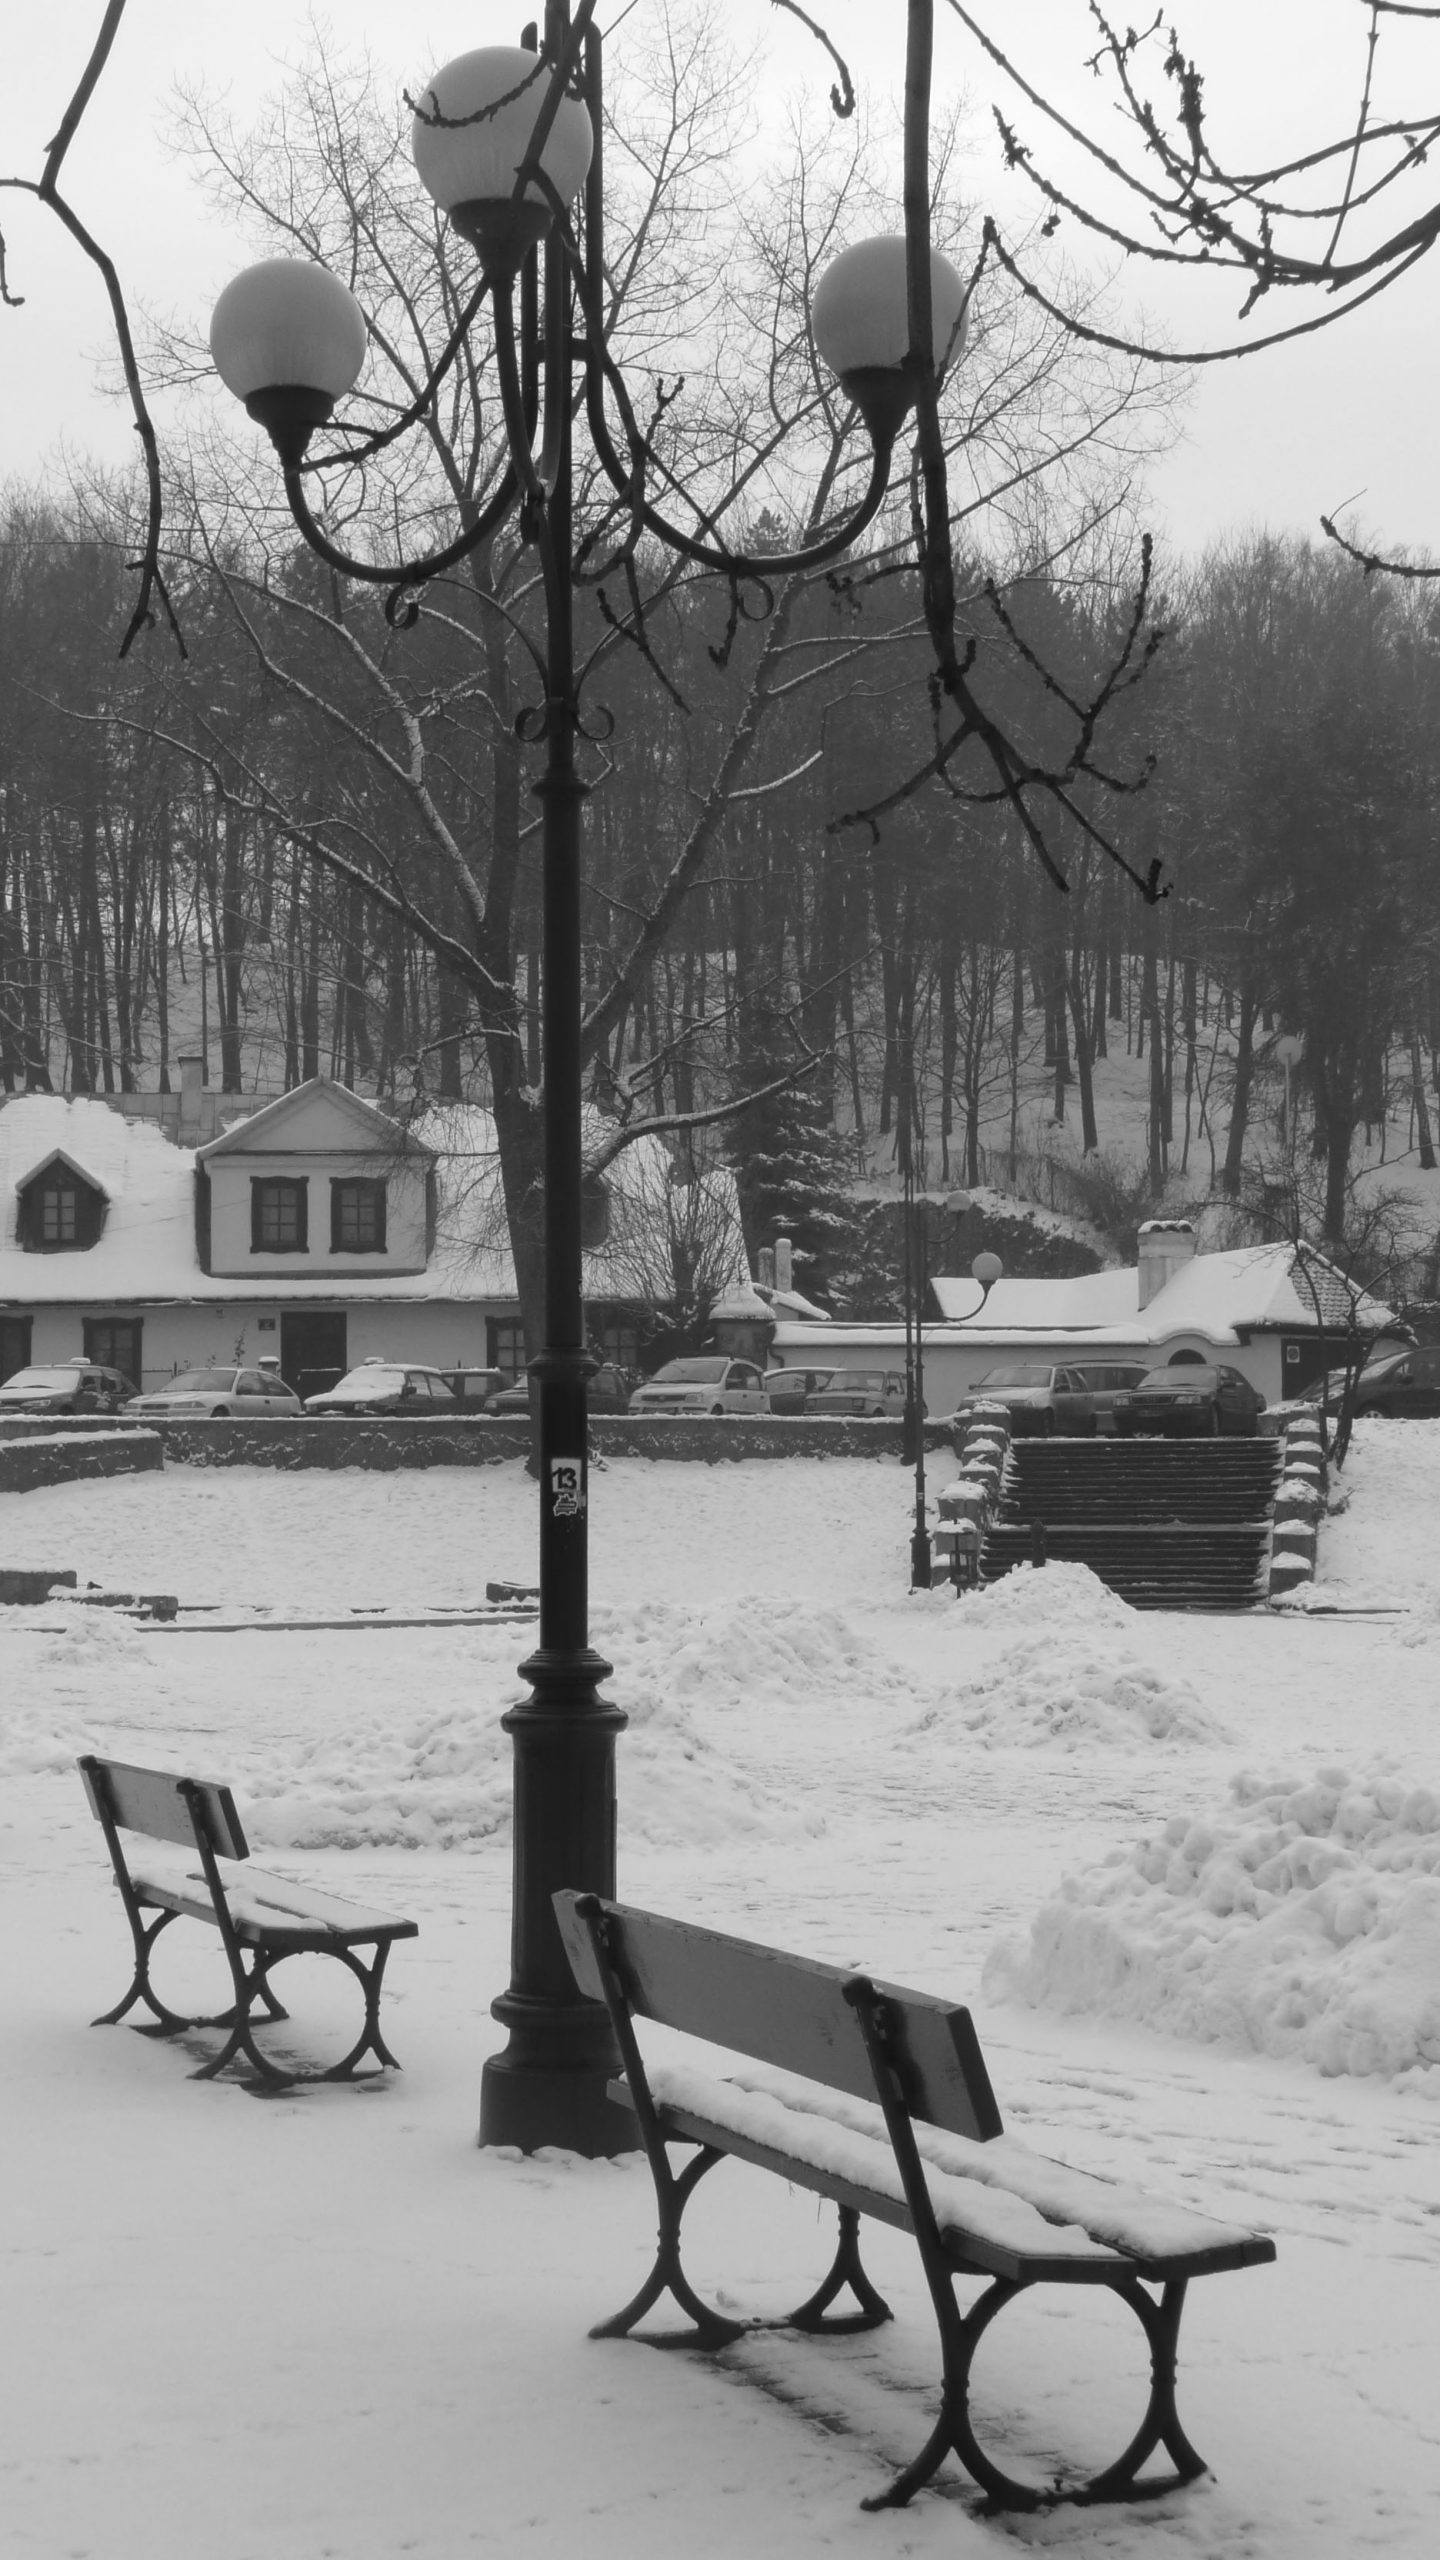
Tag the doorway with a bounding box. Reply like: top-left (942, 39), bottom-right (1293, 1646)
top-left (280, 1310), bottom-right (348, 1403)
top-left (0, 1316), bottom-right (33, 1384)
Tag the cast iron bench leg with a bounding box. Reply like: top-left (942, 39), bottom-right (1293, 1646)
top-left (864, 2271), bottom-right (1208, 2514)
top-left (92, 1906), bottom-right (192, 2034)
top-left (592, 2145), bottom-right (751, 2349)
top-left (192, 1942), bottom-right (404, 2089)
top-left (786, 2206), bottom-right (893, 2335)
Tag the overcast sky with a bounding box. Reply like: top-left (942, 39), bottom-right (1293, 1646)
top-left (2, 1), bottom-right (1437, 567)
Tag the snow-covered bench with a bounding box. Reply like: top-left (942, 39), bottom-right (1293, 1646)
top-left (78, 1755), bottom-right (417, 2089)
top-left (554, 1890), bottom-right (1276, 2513)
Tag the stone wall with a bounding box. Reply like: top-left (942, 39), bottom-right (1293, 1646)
top-left (108, 1415), bottom-right (958, 1469)
top-left (0, 1429), bottom-right (162, 1494)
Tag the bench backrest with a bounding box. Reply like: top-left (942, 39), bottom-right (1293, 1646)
top-left (554, 1893), bottom-right (1002, 2144)
top-left (79, 1755), bottom-right (249, 1861)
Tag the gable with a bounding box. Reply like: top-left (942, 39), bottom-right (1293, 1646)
top-left (197, 1076), bottom-right (428, 1166)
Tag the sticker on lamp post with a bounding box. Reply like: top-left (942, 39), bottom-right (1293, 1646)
top-left (550, 1457), bottom-right (585, 1518)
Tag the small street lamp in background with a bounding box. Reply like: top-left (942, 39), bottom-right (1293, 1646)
top-left (209, 8), bottom-right (968, 2155)
top-left (903, 1154), bottom-right (932, 1586)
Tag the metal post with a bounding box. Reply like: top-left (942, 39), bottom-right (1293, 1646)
top-left (479, 45), bottom-right (632, 2153)
top-left (908, 1171), bottom-right (931, 1588)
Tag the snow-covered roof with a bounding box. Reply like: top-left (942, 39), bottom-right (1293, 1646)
top-left (927, 1243), bottom-right (1398, 1345)
top-left (1144, 1243), bottom-right (1398, 1340)
top-left (0, 1090), bottom-right (746, 1312)
top-left (1, 1098), bottom-right (202, 1305)
top-left (930, 1270), bottom-right (1138, 1328)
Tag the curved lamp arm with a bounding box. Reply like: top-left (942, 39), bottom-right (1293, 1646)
top-left (278, 452), bottom-right (524, 619)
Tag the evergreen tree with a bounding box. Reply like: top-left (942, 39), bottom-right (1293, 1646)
top-left (727, 1015), bottom-right (860, 1307)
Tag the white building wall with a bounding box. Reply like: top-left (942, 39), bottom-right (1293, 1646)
top-left (206, 1151), bottom-right (429, 1279)
top-left (23, 1302), bottom-right (500, 1392)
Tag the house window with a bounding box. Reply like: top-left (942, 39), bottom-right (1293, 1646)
top-left (251, 1178), bottom-right (308, 1253)
top-left (83, 1319), bottom-right (142, 1390)
top-left (42, 1182), bottom-right (77, 1244)
top-left (590, 1314), bottom-right (642, 1370)
top-left (331, 1179), bottom-right (387, 1253)
top-left (487, 1318), bottom-right (526, 1379)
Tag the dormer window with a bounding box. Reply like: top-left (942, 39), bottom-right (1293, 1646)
top-left (251, 1177), bottom-right (308, 1253)
top-left (17, 1159), bottom-right (107, 1253)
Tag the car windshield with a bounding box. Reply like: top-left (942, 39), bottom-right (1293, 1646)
top-left (973, 1365), bottom-right (1051, 1388)
top-left (1137, 1367), bottom-right (1218, 1391)
top-left (825, 1371), bottom-right (882, 1390)
top-left (0, 1368), bottom-right (79, 1391)
top-left (332, 1367), bottom-right (408, 1395)
top-left (166, 1368), bottom-right (237, 1392)
top-left (649, 1359), bottom-right (727, 1384)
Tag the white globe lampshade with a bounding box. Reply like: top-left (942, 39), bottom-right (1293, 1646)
top-left (209, 259), bottom-right (367, 403)
top-left (411, 48), bottom-right (593, 215)
top-left (972, 1250), bottom-right (1003, 1293)
top-left (811, 236), bottom-right (968, 383)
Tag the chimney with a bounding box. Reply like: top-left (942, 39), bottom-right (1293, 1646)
top-left (757, 1245), bottom-right (776, 1290)
top-left (177, 1055), bottom-right (206, 1143)
top-left (1137, 1219), bottom-right (1196, 1310)
top-left (774, 1234), bottom-right (794, 1293)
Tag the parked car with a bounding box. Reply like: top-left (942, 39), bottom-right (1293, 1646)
top-left (126, 1364), bottom-right (303, 1419)
top-left (1065, 1361), bottom-right (1150, 1434)
top-left (1112, 1363), bottom-right (1267, 1437)
top-left (483, 1362), bottom-right (639, 1415)
top-left (0, 1360), bottom-right (133, 1416)
top-left (627, 1357), bottom-right (767, 1416)
top-left (304, 1360), bottom-right (459, 1415)
top-left (947, 1362), bottom-right (1098, 1437)
top-left (1303, 1344), bottom-right (1440, 1419)
top-left (805, 1367), bottom-right (910, 1419)
top-left (762, 1365), bottom-right (839, 1416)
top-left (440, 1367), bottom-right (507, 1408)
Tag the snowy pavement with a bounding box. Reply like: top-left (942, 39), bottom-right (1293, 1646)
top-left (3, 1432), bottom-right (1439, 2557)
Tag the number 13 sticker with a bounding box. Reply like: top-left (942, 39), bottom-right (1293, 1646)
top-left (550, 1457), bottom-right (585, 1518)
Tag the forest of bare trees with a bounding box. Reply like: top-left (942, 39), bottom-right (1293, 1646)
top-left (6, 5), bottom-right (1440, 1322)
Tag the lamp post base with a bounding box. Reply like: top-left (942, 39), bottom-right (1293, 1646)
top-left (480, 2012), bottom-right (639, 2156)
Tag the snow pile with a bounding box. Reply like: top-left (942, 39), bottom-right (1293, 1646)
top-left (244, 1599), bottom-right (859, 1852)
top-left (905, 1562), bottom-right (1224, 1749)
top-left (986, 1764), bottom-right (1440, 2082)
top-left (0, 1608), bottom-right (157, 1775)
top-left (602, 1595), bottom-right (914, 1715)
top-left (959, 1558), bottom-right (1136, 1633)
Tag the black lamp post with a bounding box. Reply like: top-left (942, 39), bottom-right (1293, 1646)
top-left (208, 6), bottom-right (969, 2155)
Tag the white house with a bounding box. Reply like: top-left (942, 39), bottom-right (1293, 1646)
top-left (0, 1081), bottom-right (746, 1397)
top-left (762, 1220), bottom-right (1407, 1412)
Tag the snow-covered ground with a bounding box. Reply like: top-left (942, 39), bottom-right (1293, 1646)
top-left (3, 1427), bottom-right (1439, 2558)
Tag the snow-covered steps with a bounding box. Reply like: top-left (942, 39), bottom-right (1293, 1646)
top-left (982, 1436), bottom-right (1282, 1610)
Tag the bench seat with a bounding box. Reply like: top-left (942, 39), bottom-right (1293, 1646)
top-left (636, 2060), bottom-right (1269, 2281)
top-left (126, 1849), bottom-right (417, 1949)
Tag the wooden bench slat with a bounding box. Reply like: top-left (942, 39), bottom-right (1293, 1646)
top-left (555, 1895), bottom-right (1002, 2145)
top-left (81, 1757), bottom-right (247, 1860)
top-left (125, 1855), bottom-right (417, 1945)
